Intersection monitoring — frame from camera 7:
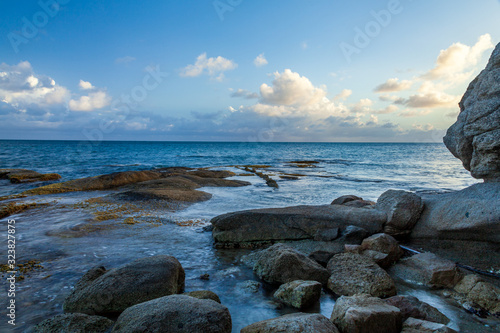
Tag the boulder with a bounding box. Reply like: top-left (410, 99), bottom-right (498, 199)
top-left (236, 280), bottom-right (261, 293)
top-left (443, 42), bottom-right (500, 181)
top-left (375, 190), bottom-right (424, 237)
top-left (341, 225), bottom-right (369, 244)
top-left (241, 313), bottom-right (339, 333)
top-left (331, 294), bottom-right (402, 333)
top-left (253, 244), bottom-right (330, 285)
top-left (454, 274), bottom-right (500, 314)
top-left (183, 290), bottom-right (221, 303)
top-left (112, 295), bottom-right (231, 333)
top-left (344, 199), bottom-right (376, 208)
top-left (326, 252), bottom-right (397, 298)
top-left (401, 318), bottom-right (457, 333)
top-left (33, 313), bottom-right (114, 333)
top-left (314, 227), bottom-right (339, 241)
top-left (211, 205), bottom-right (387, 247)
top-left (273, 280), bottom-right (322, 309)
top-left (388, 252), bottom-right (461, 288)
top-left (64, 255), bottom-right (185, 316)
top-left (384, 295), bottom-right (449, 324)
top-left (360, 233), bottom-right (404, 268)
top-left (411, 183), bottom-right (500, 243)
top-left (331, 195), bottom-right (363, 205)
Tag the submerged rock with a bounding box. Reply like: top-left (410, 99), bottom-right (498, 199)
top-left (0, 168), bottom-right (61, 183)
top-left (326, 252), bottom-right (397, 298)
top-left (33, 313), bottom-right (114, 333)
top-left (112, 295), bottom-right (232, 333)
top-left (384, 295), bottom-right (450, 325)
top-left (376, 190), bottom-right (424, 237)
top-left (241, 313), bottom-right (339, 333)
top-left (401, 317), bottom-right (457, 333)
top-left (331, 294), bottom-right (402, 333)
top-left (443, 42), bottom-right (500, 181)
top-left (64, 255), bottom-right (185, 316)
top-left (273, 280), bottom-right (322, 309)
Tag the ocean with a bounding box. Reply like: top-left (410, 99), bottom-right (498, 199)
top-left (0, 140), bottom-right (488, 332)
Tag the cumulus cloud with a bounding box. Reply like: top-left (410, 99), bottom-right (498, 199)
top-left (69, 91), bottom-right (111, 112)
top-left (79, 80), bottom-right (94, 90)
top-left (374, 78), bottom-right (413, 93)
top-left (253, 53), bottom-right (268, 67)
top-left (399, 109), bottom-right (432, 117)
top-left (422, 34), bottom-right (493, 82)
top-left (115, 56), bottom-right (136, 64)
top-left (372, 105), bottom-right (399, 114)
top-left (180, 53), bottom-right (237, 80)
top-left (334, 89), bottom-right (352, 101)
top-left (230, 88), bottom-right (258, 99)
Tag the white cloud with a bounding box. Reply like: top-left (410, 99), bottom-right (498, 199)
top-left (351, 98), bottom-right (373, 113)
top-left (230, 88), bottom-right (258, 99)
top-left (79, 80), bottom-right (94, 90)
top-left (69, 91), bottom-right (111, 111)
top-left (115, 56), bottom-right (136, 64)
top-left (253, 53), bottom-right (268, 67)
top-left (334, 89), bottom-right (352, 101)
top-left (180, 53), bottom-right (237, 80)
top-left (374, 78), bottom-right (413, 93)
top-left (399, 109), bottom-right (433, 117)
top-left (372, 105), bottom-right (399, 114)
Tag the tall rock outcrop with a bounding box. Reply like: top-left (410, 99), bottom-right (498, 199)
top-left (444, 43), bottom-right (500, 182)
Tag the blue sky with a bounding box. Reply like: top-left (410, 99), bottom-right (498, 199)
top-left (0, 0), bottom-right (498, 142)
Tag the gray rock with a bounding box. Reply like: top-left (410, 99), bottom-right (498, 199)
top-left (241, 313), bottom-right (339, 333)
top-left (112, 295), bottom-right (231, 333)
top-left (411, 183), bottom-right (500, 243)
top-left (236, 280), bottom-right (261, 293)
top-left (326, 252), bottom-right (397, 298)
top-left (360, 233), bottom-right (404, 268)
top-left (33, 313), bottom-right (114, 333)
top-left (401, 317), bottom-right (457, 333)
top-left (273, 280), bottom-right (322, 309)
top-left (331, 294), bottom-right (402, 333)
top-left (344, 199), bottom-right (376, 208)
top-left (211, 205), bottom-right (387, 247)
top-left (64, 255), bottom-right (185, 316)
top-left (314, 227), bottom-right (339, 241)
top-left (384, 295), bottom-right (450, 324)
top-left (444, 42), bottom-right (500, 181)
top-left (331, 195), bottom-right (363, 205)
top-left (183, 290), bottom-right (221, 303)
top-left (253, 244), bottom-right (330, 285)
top-left (341, 225), bottom-right (369, 244)
top-left (388, 252), bottom-right (461, 289)
top-left (375, 190), bottom-right (424, 236)
top-left (454, 274), bottom-right (500, 314)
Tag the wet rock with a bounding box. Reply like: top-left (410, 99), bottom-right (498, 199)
top-left (313, 227), bottom-right (339, 241)
top-left (64, 255), bottom-right (185, 316)
top-left (375, 190), bottom-right (424, 237)
top-left (73, 266), bottom-right (106, 290)
top-left (384, 295), bottom-right (450, 324)
top-left (401, 317), bottom-right (457, 333)
top-left (120, 188), bottom-right (212, 203)
top-left (187, 169), bottom-right (236, 178)
top-left (454, 274), bottom-right (500, 314)
top-left (112, 295), bottom-right (231, 333)
top-left (236, 280), bottom-right (261, 293)
top-left (253, 244), bottom-right (330, 285)
top-left (344, 199), bottom-right (376, 208)
top-left (388, 252), bottom-right (461, 288)
top-left (411, 183), bottom-right (500, 243)
top-left (331, 294), bottom-right (402, 333)
top-left (241, 313), bottom-right (339, 333)
top-left (331, 195), bottom-right (362, 205)
top-left (359, 233), bottom-right (404, 268)
top-left (183, 290), bottom-right (221, 303)
top-left (443, 42), bottom-right (500, 181)
top-left (326, 253), bottom-right (397, 298)
top-left (0, 168), bottom-right (61, 183)
top-left (273, 280), bottom-right (322, 309)
top-left (308, 250), bottom-right (336, 267)
top-left (33, 313), bottom-right (114, 333)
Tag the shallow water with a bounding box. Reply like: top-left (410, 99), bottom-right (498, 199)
top-left (1, 141), bottom-right (497, 332)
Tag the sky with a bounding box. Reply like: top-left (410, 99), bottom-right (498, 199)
top-left (0, 0), bottom-right (499, 142)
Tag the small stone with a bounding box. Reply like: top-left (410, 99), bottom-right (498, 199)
top-left (273, 280), bottom-right (322, 309)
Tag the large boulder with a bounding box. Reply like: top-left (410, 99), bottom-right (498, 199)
top-left (211, 205), bottom-right (387, 247)
top-left (33, 313), bottom-right (114, 333)
top-left (443, 42), bottom-right (500, 181)
top-left (241, 313), bottom-right (339, 333)
top-left (411, 183), bottom-right (500, 243)
top-left (375, 190), bottom-right (424, 237)
top-left (253, 244), bottom-right (330, 285)
top-left (273, 280), bottom-right (322, 309)
top-left (384, 295), bottom-right (450, 324)
top-left (388, 252), bottom-right (461, 289)
top-left (331, 294), bottom-right (402, 333)
top-left (64, 255), bottom-right (185, 316)
top-left (112, 295), bottom-right (231, 333)
top-left (453, 274), bottom-right (500, 315)
top-left (401, 318), bottom-right (457, 333)
top-left (326, 252), bottom-right (397, 298)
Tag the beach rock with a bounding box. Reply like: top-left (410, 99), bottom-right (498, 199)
top-left (384, 295), bottom-right (450, 324)
top-left (326, 252), bottom-right (397, 298)
top-left (33, 313), bottom-right (114, 333)
top-left (241, 313), bottom-right (339, 333)
top-left (236, 280), bottom-right (261, 293)
top-left (388, 252), bottom-right (461, 288)
top-left (253, 244), bottom-right (330, 285)
top-left (187, 169), bottom-right (236, 178)
top-left (73, 265), bottom-right (106, 290)
top-left (443, 42), bottom-right (500, 181)
top-left (375, 190), bottom-right (424, 237)
top-left (411, 183), bottom-right (500, 243)
top-left (341, 225), bottom-right (369, 244)
top-left (64, 255), bottom-right (185, 316)
top-left (120, 188), bottom-right (213, 203)
top-left (331, 195), bottom-right (362, 205)
top-left (344, 199), bottom-right (376, 208)
top-left (183, 290), bottom-right (221, 303)
top-left (401, 317), bottom-right (457, 333)
top-left (314, 227), bottom-right (339, 241)
top-left (212, 205), bottom-right (387, 247)
top-left (112, 295), bottom-right (231, 333)
top-left (360, 233), bottom-right (404, 268)
top-left (273, 280), bottom-right (322, 309)
top-left (308, 250), bottom-right (336, 267)
top-left (454, 274), bottom-right (500, 314)
top-left (331, 294), bottom-right (402, 333)
top-left (0, 168), bottom-right (61, 183)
